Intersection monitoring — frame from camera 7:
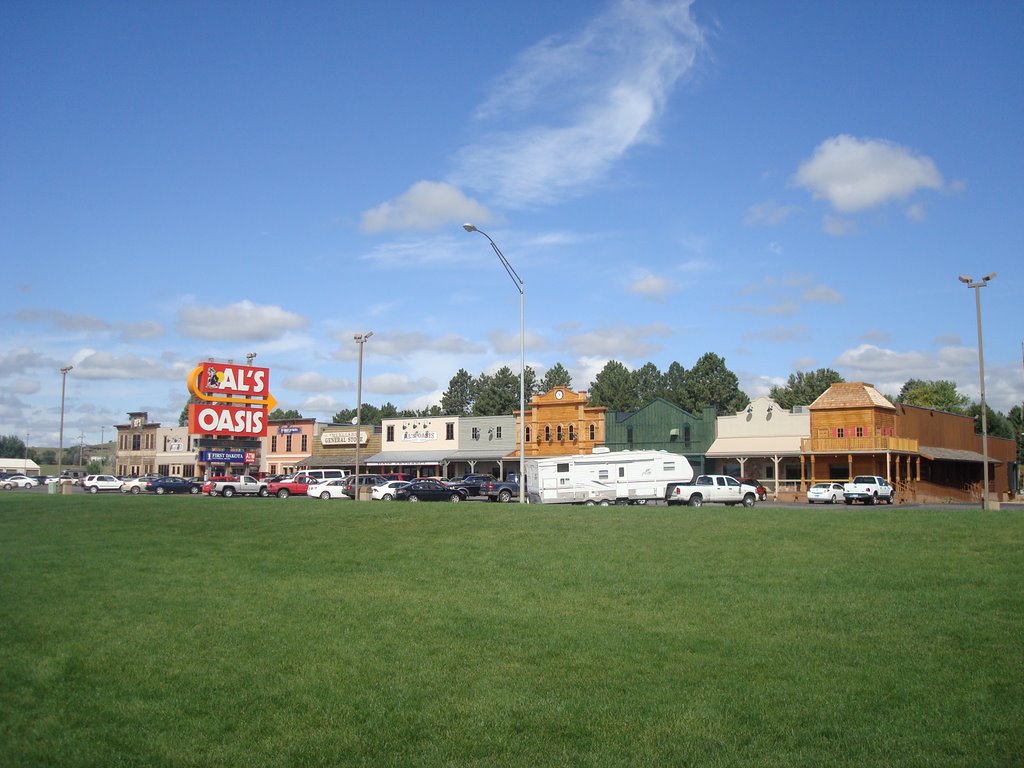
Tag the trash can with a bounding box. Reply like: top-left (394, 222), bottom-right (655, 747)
top-left (358, 486), bottom-right (373, 501)
top-left (47, 480), bottom-right (59, 495)
top-left (61, 479), bottom-right (74, 495)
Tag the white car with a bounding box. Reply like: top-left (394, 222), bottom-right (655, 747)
top-left (306, 478), bottom-right (352, 500)
top-left (120, 475), bottom-right (162, 494)
top-left (2, 475), bottom-right (39, 490)
top-left (83, 474), bottom-right (124, 493)
top-left (372, 481), bottom-right (410, 501)
top-left (807, 481), bottom-right (845, 504)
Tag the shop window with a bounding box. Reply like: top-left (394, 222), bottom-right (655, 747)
top-left (386, 425), bottom-right (395, 442)
top-left (301, 434), bottom-right (308, 452)
top-left (446, 423), bottom-right (455, 440)
top-left (286, 435), bottom-right (293, 452)
top-left (271, 436), bottom-right (278, 452)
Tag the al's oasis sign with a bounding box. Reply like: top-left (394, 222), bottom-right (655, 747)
top-left (187, 362), bottom-right (275, 438)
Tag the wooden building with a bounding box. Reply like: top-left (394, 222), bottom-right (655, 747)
top-left (515, 387), bottom-right (606, 458)
top-left (605, 398), bottom-right (716, 474)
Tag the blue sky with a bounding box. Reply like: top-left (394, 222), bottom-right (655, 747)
top-left (2, 0), bottom-right (1022, 445)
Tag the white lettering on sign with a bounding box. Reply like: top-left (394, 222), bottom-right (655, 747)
top-left (189, 404), bottom-right (267, 437)
top-left (200, 363), bottom-right (269, 396)
top-left (321, 431), bottom-right (368, 446)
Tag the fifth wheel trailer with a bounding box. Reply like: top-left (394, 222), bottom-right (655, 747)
top-left (525, 448), bottom-right (694, 505)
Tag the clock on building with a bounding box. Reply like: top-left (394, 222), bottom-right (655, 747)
top-left (555, 389), bottom-right (564, 400)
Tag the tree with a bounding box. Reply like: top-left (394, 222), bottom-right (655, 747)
top-left (632, 362), bottom-right (666, 405)
top-left (588, 360), bottom-right (637, 412)
top-left (440, 369), bottom-right (477, 415)
top-left (769, 368), bottom-right (845, 410)
top-left (681, 353), bottom-right (749, 415)
top-left (473, 367), bottom-right (520, 416)
top-left (663, 361), bottom-right (687, 409)
top-left (269, 408), bottom-right (303, 420)
top-left (0, 435), bottom-right (27, 458)
top-left (539, 362), bottom-right (573, 393)
top-left (966, 403), bottom-right (1015, 439)
top-left (895, 379), bottom-right (970, 415)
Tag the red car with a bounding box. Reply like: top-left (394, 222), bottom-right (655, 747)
top-left (267, 476), bottom-right (319, 498)
top-left (738, 478), bottom-right (768, 502)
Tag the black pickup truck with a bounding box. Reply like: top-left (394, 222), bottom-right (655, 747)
top-left (444, 474), bottom-right (495, 497)
top-left (480, 474), bottom-right (521, 503)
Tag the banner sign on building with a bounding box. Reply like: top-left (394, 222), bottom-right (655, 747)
top-left (187, 361), bottom-right (274, 439)
top-left (199, 449), bottom-right (257, 464)
top-left (278, 426), bottom-right (302, 435)
top-left (189, 403), bottom-right (268, 437)
top-left (321, 431), bottom-right (368, 446)
top-left (197, 363), bottom-right (269, 397)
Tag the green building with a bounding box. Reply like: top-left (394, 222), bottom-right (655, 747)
top-left (603, 398), bottom-right (716, 474)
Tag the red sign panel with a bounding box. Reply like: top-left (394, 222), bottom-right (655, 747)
top-left (197, 363), bottom-right (269, 396)
top-left (189, 404), bottom-right (268, 437)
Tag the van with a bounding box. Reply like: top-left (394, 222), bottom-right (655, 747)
top-left (292, 469), bottom-right (348, 482)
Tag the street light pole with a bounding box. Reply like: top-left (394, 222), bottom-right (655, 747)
top-left (57, 366), bottom-right (73, 481)
top-left (353, 331), bottom-right (373, 499)
top-left (463, 223), bottom-right (526, 503)
top-left (959, 273), bottom-right (996, 509)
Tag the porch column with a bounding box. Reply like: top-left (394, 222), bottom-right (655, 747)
top-left (800, 454), bottom-right (806, 492)
top-left (847, 454), bottom-right (854, 481)
top-left (737, 457), bottom-right (747, 476)
top-left (772, 455), bottom-right (781, 500)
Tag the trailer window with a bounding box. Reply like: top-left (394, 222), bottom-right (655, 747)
top-left (598, 470), bottom-right (609, 480)
top-left (619, 467), bottom-right (625, 478)
top-left (663, 462), bottom-right (675, 472)
top-left (556, 463), bottom-right (569, 473)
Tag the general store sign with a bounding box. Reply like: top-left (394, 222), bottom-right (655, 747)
top-left (321, 431), bottom-right (368, 446)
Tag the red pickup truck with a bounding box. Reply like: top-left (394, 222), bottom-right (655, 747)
top-left (267, 476), bottom-right (318, 498)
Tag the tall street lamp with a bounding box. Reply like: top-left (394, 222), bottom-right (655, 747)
top-left (353, 331), bottom-right (373, 499)
top-left (463, 223), bottom-right (526, 503)
top-left (57, 366), bottom-right (73, 481)
top-left (959, 272), bottom-right (996, 509)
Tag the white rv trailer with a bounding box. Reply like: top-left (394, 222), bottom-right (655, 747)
top-left (525, 448), bottom-right (694, 505)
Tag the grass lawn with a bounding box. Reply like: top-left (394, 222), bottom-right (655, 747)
top-left (1, 495), bottom-right (1021, 767)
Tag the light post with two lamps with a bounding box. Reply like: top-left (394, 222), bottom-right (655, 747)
top-left (463, 224), bottom-right (526, 503)
top-left (958, 272), bottom-right (996, 509)
top-left (353, 331), bottom-right (373, 499)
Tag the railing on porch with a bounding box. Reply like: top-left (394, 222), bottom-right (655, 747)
top-left (799, 436), bottom-right (919, 453)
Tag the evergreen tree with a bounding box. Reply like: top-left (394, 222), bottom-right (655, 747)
top-left (769, 368), bottom-right (845, 410)
top-left (681, 353), bottom-right (749, 415)
top-left (0, 435), bottom-right (27, 458)
top-left (632, 362), bottom-right (666, 405)
top-left (539, 362), bottom-right (573, 393)
top-left (473, 367), bottom-right (520, 416)
top-left (663, 361), bottom-right (688, 409)
top-left (332, 408), bottom-right (356, 424)
top-left (966, 403), bottom-right (1014, 439)
top-left (440, 368), bottom-right (477, 415)
top-left (588, 360), bottom-right (637, 412)
top-left (895, 379), bottom-right (970, 414)
top-left (269, 408), bottom-right (303, 420)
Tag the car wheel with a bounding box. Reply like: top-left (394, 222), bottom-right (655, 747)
top-left (742, 493), bottom-right (756, 507)
top-left (829, 494), bottom-right (836, 504)
top-left (222, 487), bottom-right (235, 498)
top-left (88, 486), bottom-right (98, 494)
top-left (498, 489), bottom-right (512, 503)
top-left (2, 483), bottom-right (12, 490)
top-left (258, 488), bottom-right (269, 497)
top-left (888, 494), bottom-right (895, 505)
top-left (868, 493), bottom-right (877, 505)
top-left (688, 494), bottom-right (703, 508)
top-left (408, 495), bottom-right (420, 502)
top-left (277, 489), bottom-right (290, 498)
top-left (450, 493), bottom-right (461, 503)
top-left (131, 486), bottom-right (141, 495)
top-left (320, 492), bottom-right (331, 500)
top-left (156, 487), bottom-right (165, 495)
top-left (189, 486), bottom-right (200, 494)
top-left (382, 493), bottom-right (393, 501)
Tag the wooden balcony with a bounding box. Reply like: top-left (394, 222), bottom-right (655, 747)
top-left (800, 436), bottom-right (919, 453)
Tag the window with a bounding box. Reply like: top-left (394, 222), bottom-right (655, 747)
top-left (301, 435), bottom-right (308, 452)
top-left (568, 425), bottom-right (575, 441)
top-left (855, 427), bottom-right (864, 438)
top-left (544, 425), bottom-right (551, 441)
top-left (598, 469), bottom-right (609, 480)
top-left (496, 426), bottom-right (502, 439)
top-left (627, 426), bottom-right (633, 444)
top-left (525, 426), bottom-right (532, 442)
top-left (619, 467), bottom-right (625, 478)
top-left (663, 462), bottom-right (675, 472)
top-left (589, 423), bottom-right (596, 440)
top-left (286, 435), bottom-right (293, 452)
top-left (387, 425), bottom-right (395, 442)
top-left (837, 427), bottom-right (845, 438)
top-left (684, 425), bottom-right (691, 445)
top-left (556, 425), bottom-right (563, 441)
top-left (132, 434), bottom-right (141, 450)
top-left (446, 423), bottom-right (455, 440)
top-left (271, 436), bottom-right (278, 452)
top-left (472, 427), bottom-right (480, 440)
top-left (556, 463), bottom-right (569, 473)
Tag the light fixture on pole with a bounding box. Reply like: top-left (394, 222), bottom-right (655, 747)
top-left (353, 331), bottom-right (373, 499)
top-left (57, 366), bottom-right (73, 481)
top-left (958, 272), bottom-right (996, 509)
top-left (463, 223), bottom-right (526, 503)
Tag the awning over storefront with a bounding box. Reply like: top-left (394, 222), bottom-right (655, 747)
top-left (919, 446), bottom-right (1002, 464)
top-left (705, 436), bottom-right (803, 458)
top-left (444, 449), bottom-right (513, 462)
top-left (363, 450), bottom-right (450, 466)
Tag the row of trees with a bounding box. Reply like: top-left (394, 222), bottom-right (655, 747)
top-left (0, 434), bottom-right (90, 466)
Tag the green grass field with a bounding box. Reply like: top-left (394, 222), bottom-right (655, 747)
top-left (1, 495), bottom-right (1021, 767)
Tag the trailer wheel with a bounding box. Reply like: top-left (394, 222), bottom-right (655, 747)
top-left (599, 499), bottom-right (610, 506)
top-left (584, 499), bottom-right (596, 507)
top-left (688, 494), bottom-right (703, 508)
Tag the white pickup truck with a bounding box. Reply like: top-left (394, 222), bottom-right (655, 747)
top-left (667, 475), bottom-right (760, 507)
top-left (842, 475), bottom-right (895, 505)
top-left (205, 475), bottom-right (269, 498)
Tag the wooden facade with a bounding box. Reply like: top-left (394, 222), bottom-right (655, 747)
top-left (515, 387), bottom-right (606, 457)
top-left (802, 382), bottom-right (1017, 503)
top-left (604, 398), bottom-right (715, 474)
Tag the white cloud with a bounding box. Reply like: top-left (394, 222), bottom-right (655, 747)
top-left (450, 0), bottom-right (704, 208)
top-left (564, 323), bottom-right (671, 358)
top-left (8, 378), bottom-right (40, 395)
top-left (69, 350), bottom-right (183, 381)
top-left (801, 285), bottom-right (844, 304)
top-left (282, 372), bottom-right (351, 392)
top-left (176, 300), bottom-right (307, 341)
top-left (905, 203), bottom-right (927, 222)
top-left (361, 181), bottom-right (492, 233)
top-left (365, 373), bottom-right (437, 395)
top-left (822, 214), bottom-right (856, 236)
top-left (745, 200), bottom-right (800, 226)
top-left (628, 273), bottom-right (675, 301)
top-left (795, 135), bottom-right (944, 213)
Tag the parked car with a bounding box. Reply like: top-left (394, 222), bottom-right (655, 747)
top-left (342, 474), bottom-right (388, 498)
top-left (306, 478), bottom-right (352, 500)
top-left (268, 476), bottom-right (319, 498)
top-left (395, 479), bottom-right (468, 503)
top-left (371, 481), bottom-right (410, 501)
top-left (146, 476), bottom-right (203, 495)
top-left (82, 474), bottom-right (123, 493)
top-left (738, 478), bottom-right (768, 502)
top-left (2, 474), bottom-right (39, 490)
top-left (444, 474), bottom-right (495, 497)
top-left (807, 482), bottom-right (846, 504)
top-left (121, 474), bottom-right (164, 494)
